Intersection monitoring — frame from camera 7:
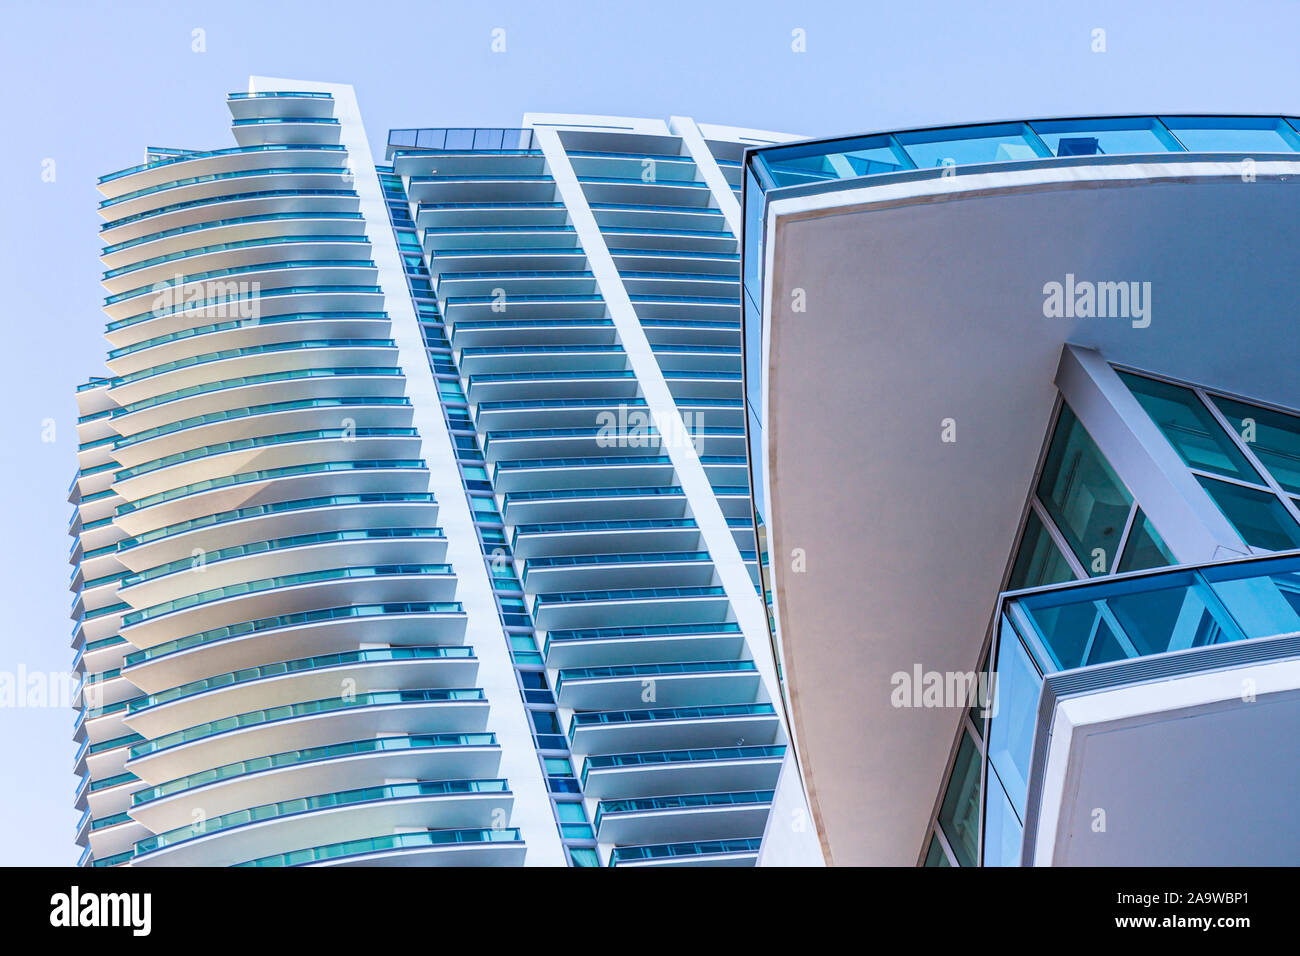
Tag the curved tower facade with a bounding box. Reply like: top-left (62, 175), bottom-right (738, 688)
top-left (69, 78), bottom-right (820, 867)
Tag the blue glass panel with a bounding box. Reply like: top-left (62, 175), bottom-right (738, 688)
top-left (937, 729), bottom-right (982, 867)
top-left (982, 765), bottom-right (1025, 866)
top-left (987, 618), bottom-right (1042, 815)
top-left (1197, 476), bottom-right (1300, 551)
top-left (1029, 117), bottom-right (1183, 156)
top-left (1202, 556), bottom-right (1300, 639)
top-left (896, 123), bottom-right (1050, 168)
top-left (1161, 116), bottom-right (1300, 152)
top-left (757, 133), bottom-right (914, 187)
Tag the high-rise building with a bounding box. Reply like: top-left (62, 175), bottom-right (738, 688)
top-left (70, 77), bottom-right (823, 867)
top-left (744, 116), bottom-right (1300, 866)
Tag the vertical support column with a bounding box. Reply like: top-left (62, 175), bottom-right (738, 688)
top-left (539, 123), bottom-right (824, 866)
top-left (250, 76), bottom-right (566, 866)
top-left (670, 116), bottom-right (741, 235)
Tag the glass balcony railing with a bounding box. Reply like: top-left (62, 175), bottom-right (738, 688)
top-left (112, 366), bottom-right (402, 417)
top-left (100, 167), bottom-right (351, 210)
top-left (91, 849), bottom-right (135, 867)
top-left (128, 688), bottom-right (486, 759)
top-left (233, 827), bottom-right (522, 866)
top-left (89, 811), bottom-right (133, 832)
top-left (115, 457), bottom-right (424, 516)
top-left (610, 837), bottom-right (761, 864)
top-left (494, 454), bottom-right (671, 473)
top-left (107, 284), bottom-right (382, 331)
top-left (132, 732), bottom-right (497, 806)
top-left (545, 621), bottom-right (742, 654)
top-left (100, 188), bottom-right (358, 233)
top-left (104, 235), bottom-right (370, 280)
top-left (514, 518), bottom-right (696, 537)
top-left (115, 396), bottom-right (410, 449)
top-left (569, 703), bottom-right (774, 735)
top-left (128, 646), bottom-right (472, 713)
top-left (751, 115), bottom-right (1300, 194)
top-left (581, 744), bottom-right (782, 784)
top-left (116, 492), bottom-right (435, 551)
top-left (594, 790), bottom-right (773, 830)
top-left (101, 211), bottom-right (363, 256)
top-left (556, 660), bottom-right (756, 692)
top-left (122, 529), bottom-right (446, 587)
top-left (506, 486), bottom-right (682, 505)
top-left (120, 563), bottom-right (454, 628)
top-left (86, 732), bottom-right (144, 757)
top-left (114, 424), bottom-right (415, 482)
top-left (231, 117), bottom-right (340, 127)
top-left (99, 143), bottom-right (343, 185)
top-left (122, 600), bottom-right (463, 667)
top-left (388, 127), bottom-right (536, 153)
top-left (107, 259), bottom-right (376, 305)
top-left (227, 91), bottom-right (334, 100)
top-left (134, 779), bottom-right (507, 855)
top-left (87, 771), bottom-right (139, 794)
top-left (1006, 550), bottom-right (1300, 674)
top-left (535, 586), bottom-right (726, 612)
top-left (523, 548), bottom-right (705, 573)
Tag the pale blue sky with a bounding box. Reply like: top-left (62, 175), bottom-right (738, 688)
top-left (1, 0), bottom-right (1295, 865)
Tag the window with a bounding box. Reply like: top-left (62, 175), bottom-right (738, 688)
top-left (1007, 510), bottom-right (1076, 590)
top-left (937, 730), bottom-right (981, 867)
top-left (1198, 476), bottom-right (1300, 551)
top-left (1036, 405), bottom-right (1132, 575)
top-left (923, 834), bottom-right (952, 867)
top-left (1211, 396), bottom-right (1300, 495)
top-left (1117, 509), bottom-right (1175, 573)
top-left (1119, 372), bottom-right (1260, 483)
top-left (1029, 117), bottom-right (1182, 157)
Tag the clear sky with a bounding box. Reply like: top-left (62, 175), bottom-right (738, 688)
top-left (1, 0), bottom-right (1296, 865)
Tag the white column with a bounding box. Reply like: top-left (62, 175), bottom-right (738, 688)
top-left (250, 76), bottom-right (566, 866)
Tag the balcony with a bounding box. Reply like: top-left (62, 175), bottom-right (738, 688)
top-left (566, 702), bottom-right (778, 756)
top-left (994, 550), bottom-right (1300, 866)
top-left (132, 779), bottom-right (510, 867)
top-left (595, 791), bottom-right (773, 845)
top-left (233, 827), bottom-right (526, 867)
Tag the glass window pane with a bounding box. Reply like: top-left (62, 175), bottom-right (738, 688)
top-left (1198, 476), bottom-right (1300, 551)
top-left (1202, 555), bottom-right (1300, 639)
top-left (758, 134), bottom-right (914, 187)
top-left (1036, 405), bottom-right (1133, 575)
top-left (1117, 509), bottom-right (1176, 573)
top-left (896, 123), bottom-right (1050, 168)
top-left (1030, 117), bottom-right (1183, 157)
top-left (987, 619), bottom-right (1041, 814)
top-left (937, 730), bottom-right (981, 868)
top-left (444, 128), bottom-right (475, 150)
top-left (923, 834), bottom-right (952, 867)
top-left (1118, 372), bottom-right (1261, 483)
top-left (1007, 510), bottom-right (1077, 591)
top-left (1210, 395), bottom-right (1300, 495)
top-left (1105, 576), bottom-right (1223, 655)
top-left (1161, 116), bottom-right (1300, 153)
top-left (982, 766), bottom-right (1024, 866)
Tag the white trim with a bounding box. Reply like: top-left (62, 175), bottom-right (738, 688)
top-left (537, 126), bottom-right (823, 864)
top-left (669, 116), bottom-right (742, 236)
top-left (250, 75), bottom-right (566, 866)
